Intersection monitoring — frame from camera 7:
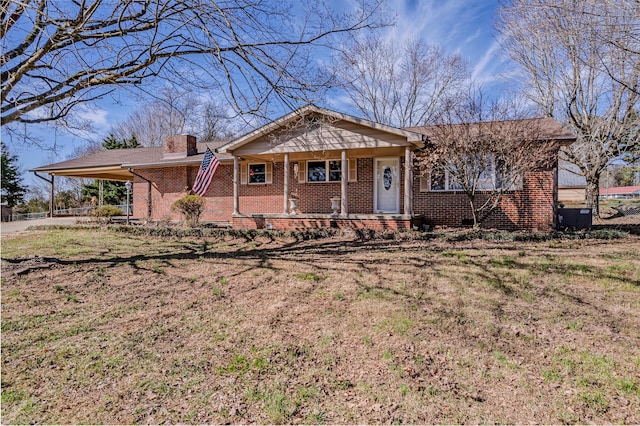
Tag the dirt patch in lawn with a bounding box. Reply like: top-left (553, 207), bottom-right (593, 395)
top-left (2, 228), bottom-right (639, 424)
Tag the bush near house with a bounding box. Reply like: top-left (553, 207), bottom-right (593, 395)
top-left (92, 205), bottom-right (124, 223)
top-left (172, 194), bottom-right (206, 227)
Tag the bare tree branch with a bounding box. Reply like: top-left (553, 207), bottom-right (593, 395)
top-left (1, 0), bottom-right (389, 127)
top-left (497, 0), bottom-right (640, 215)
top-left (331, 35), bottom-right (469, 127)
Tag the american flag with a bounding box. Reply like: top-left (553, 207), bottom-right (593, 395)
top-left (192, 147), bottom-right (219, 196)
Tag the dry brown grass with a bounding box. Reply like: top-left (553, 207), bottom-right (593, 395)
top-left (1, 228), bottom-right (639, 424)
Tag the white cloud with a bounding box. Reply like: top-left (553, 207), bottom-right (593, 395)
top-left (76, 107), bottom-right (109, 128)
top-left (383, 1), bottom-right (503, 75)
top-left (471, 40), bottom-right (501, 83)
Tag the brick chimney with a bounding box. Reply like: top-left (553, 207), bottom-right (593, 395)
top-left (163, 135), bottom-right (197, 159)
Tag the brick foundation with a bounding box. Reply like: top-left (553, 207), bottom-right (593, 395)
top-left (232, 214), bottom-right (412, 231)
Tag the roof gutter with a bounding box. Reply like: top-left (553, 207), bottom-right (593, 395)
top-left (128, 168), bottom-right (153, 218)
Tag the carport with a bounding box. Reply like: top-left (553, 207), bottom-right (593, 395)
top-left (30, 150), bottom-right (144, 218)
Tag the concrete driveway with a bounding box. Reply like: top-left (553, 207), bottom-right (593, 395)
top-left (1, 217), bottom-right (79, 235)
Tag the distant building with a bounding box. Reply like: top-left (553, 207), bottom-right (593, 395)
top-left (599, 186), bottom-right (640, 199)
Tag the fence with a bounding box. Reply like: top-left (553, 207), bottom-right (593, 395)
top-left (9, 204), bottom-right (132, 222)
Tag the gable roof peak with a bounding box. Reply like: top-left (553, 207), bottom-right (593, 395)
top-left (217, 105), bottom-right (425, 154)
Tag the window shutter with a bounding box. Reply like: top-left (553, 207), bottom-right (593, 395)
top-left (265, 162), bottom-right (273, 184)
top-left (240, 163), bottom-right (247, 185)
top-left (348, 159), bottom-right (357, 182)
top-left (298, 161), bottom-right (306, 183)
top-left (419, 175), bottom-right (429, 192)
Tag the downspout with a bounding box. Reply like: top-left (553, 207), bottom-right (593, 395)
top-left (34, 172), bottom-right (54, 217)
top-left (128, 168), bottom-right (153, 219)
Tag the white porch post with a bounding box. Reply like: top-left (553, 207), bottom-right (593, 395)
top-left (341, 149), bottom-right (348, 216)
top-left (283, 153), bottom-right (290, 214)
top-left (404, 146), bottom-right (413, 216)
top-left (233, 155), bottom-right (239, 215)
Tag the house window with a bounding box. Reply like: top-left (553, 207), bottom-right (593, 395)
top-left (429, 168), bottom-right (464, 191)
top-left (307, 160), bottom-right (342, 182)
top-left (430, 169), bottom-right (446, 191)
top-left (426, 155), bottom-right (522, 192)
top-left (249, 163), bottom-right (266, 184)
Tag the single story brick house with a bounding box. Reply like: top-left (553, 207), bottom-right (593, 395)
top-left (32, 105), bottom-right (575, 231)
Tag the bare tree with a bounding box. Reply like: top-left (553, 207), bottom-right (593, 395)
top-left (1, 0), bottom-right (387, 128)
top-left (110, 87), bottom-right (236, 146)
top-left (496, 0), bottom-right (640, 215)
top-left (332, 36), bottom-right (469, 127)
top-left (415, 94), bottom-right (559, 228)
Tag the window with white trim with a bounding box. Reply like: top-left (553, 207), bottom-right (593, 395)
top-left (249, 163), bottom-right (266, 184)
top-left (422, 155), bottom-right (522, 192)
top-left (307, 160), bottom-right (342, 182)
top-left (241, 162), bottom-right (272, 185)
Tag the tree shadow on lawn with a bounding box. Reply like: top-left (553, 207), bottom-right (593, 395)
top-left (3, 237), bottom-right (435, 277)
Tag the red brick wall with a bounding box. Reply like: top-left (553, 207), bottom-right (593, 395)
top-left (163, 135), bottom-right (197, 157)
top-left (292, 158), bottom-right (376, 214)
top-left (132, 157), bottom-right (555, 231)
top-left (133, 165), bottom-right (235, 221)
top-left (413, 168), bottom-right (555, 231)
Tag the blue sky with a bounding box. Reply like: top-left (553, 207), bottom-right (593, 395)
top-left (4, 0), bottom-right (507, 189)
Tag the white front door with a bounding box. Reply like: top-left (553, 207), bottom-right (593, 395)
top-left (374, 157), bottom-right (400, 213)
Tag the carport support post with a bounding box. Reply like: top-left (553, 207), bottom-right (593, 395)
top-left (341, 150), bottom-right (348, 216)
top-left (99, 179), bottom-right (104, 207)
top-left (233, 155), bottom-right (240, 215)
top-left (50, 175), bottom-right (55, 217)
top-left (34, 172), bottom-right (55, 217)
top-left (283, 153), bottom-right (290, 214)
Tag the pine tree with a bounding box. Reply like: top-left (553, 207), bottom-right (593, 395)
top-left (81, 134), bottom-right (139, 205)
top-left (1, 143), bottom-right (27, 207)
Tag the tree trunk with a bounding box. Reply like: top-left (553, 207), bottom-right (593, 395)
top-left (469, 198), bottom-right (480, 230)
top-left (585, 176), bottom-right (600, 217)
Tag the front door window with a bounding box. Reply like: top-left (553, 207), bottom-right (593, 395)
top-left (375, 158), bottom-right (400, 213)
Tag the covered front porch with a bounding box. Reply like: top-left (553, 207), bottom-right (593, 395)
top-left (218, 105), bottom-right (426, 229)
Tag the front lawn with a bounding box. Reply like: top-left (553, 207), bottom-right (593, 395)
top-left (2, 228), bottom-right (639, 424)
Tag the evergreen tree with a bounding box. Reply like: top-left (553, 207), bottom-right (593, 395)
top-left (1, 143), bottom-right (27, 207)
top-left (101, 133), bottom-right (140, 149)
top-left (81, 134), bottom-right (138, 205)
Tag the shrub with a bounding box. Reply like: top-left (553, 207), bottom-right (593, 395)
top-left (93, 205), bottom-right (124, 217)
top-left (90, 205), bottom-right (124, 224)
top-left (171, 195), bottom-right (206, 227)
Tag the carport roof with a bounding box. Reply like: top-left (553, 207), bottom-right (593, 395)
top-left (30, 143), bottom-right (232, 181)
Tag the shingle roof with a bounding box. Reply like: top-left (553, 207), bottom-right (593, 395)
top-left (405, 117), bottom-right (575, 143)
top-left (30, 141), bottom-right (233, 174)
top-left (31, 115), bottom-right (575, 178)
top-left (30, 147), bottom-right (163, 173)
top-left (558, 160), bottom-right (587, 188)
